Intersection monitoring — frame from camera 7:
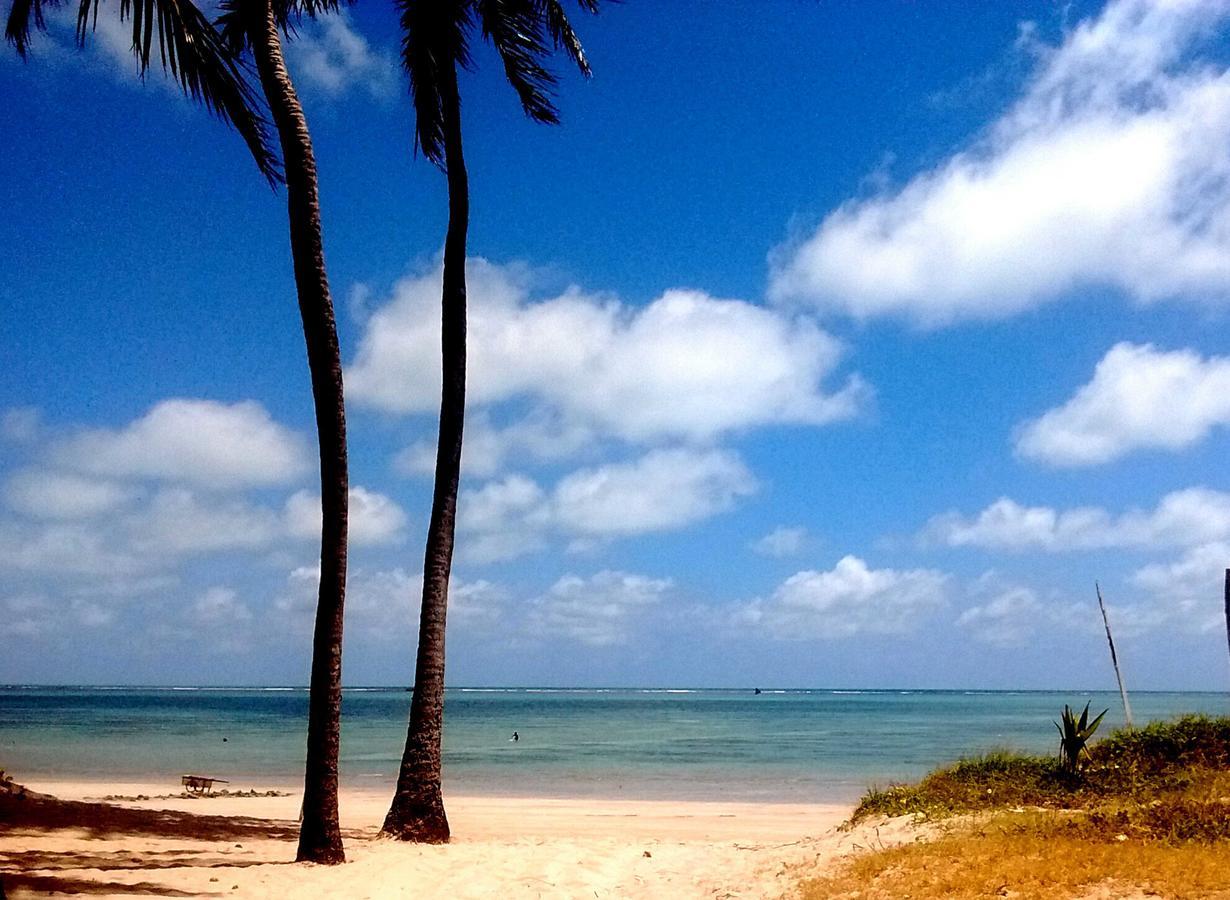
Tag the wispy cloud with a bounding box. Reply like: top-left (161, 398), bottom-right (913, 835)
top-left (285, 12), bottom-right (396, 100)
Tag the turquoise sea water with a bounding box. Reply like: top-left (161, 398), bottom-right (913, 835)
top-left (1, 687), bottom-right (1226, 802)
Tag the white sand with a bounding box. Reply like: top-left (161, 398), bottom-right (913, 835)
top-left (2, 780), bottom-right (915, 899)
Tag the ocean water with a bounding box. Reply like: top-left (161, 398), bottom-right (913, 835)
top-left (1, 687), bottom-right (1225, 803)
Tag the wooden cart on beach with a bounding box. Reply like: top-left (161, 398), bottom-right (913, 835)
top-left (181, 775), bottom-right (229, 795)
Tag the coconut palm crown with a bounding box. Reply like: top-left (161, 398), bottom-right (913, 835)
top-left (6, 0), bottom-right (282, 184)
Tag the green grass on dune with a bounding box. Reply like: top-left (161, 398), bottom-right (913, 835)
top-left (851, 714), bottom-right (1230, 830)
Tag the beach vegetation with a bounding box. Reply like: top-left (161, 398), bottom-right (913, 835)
top-left (852, 714), bottom-right (1230, 823)
top-left (809, 715), bottom-right (1230, 899)
top-left (799, 809), bottom-right (1230, 900)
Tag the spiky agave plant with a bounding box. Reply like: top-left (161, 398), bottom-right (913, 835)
top-left (1056, 701), bottom-right (1108, 772)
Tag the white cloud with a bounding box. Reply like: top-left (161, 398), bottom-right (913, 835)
top-left (956, 574), bottom-right (1086, 645)
top-left (349, 259), bottom-right (867, 445)
top-left (926, 487), bottom-right (1230, 551)
top-left (124, 488), bottom-right (284, 555)
top-left (737, 556), bottom-right (949, 639)
top-left (751, 526), bottom-right (808, 558)
top-left (1017, 342), bottom-right (1230, 465)
top-left (770, 0), bottom-right (1230, 324)
top-left (456, 448), bottom-right (757, 562)
top-left (192, 586), bottom-right (253, 625)
top-left (0, 521), bottom-right (145, 577)
top-left (0, 593), bottom-right (114, 638)
top-left (4, 470), bottom-right (135, 520)
top-left (276, 565), bottom-right (505, 638)
top-left (553, 449), bottom-right (756, 537)
top-left (527, 570), bottom-right (674, 646)
top-left (54, 399), bottom-right (311, 488)
top-left (0, 480), bottom-right (385, 578)
top-left (1, 407), bottom-right (41, 443)
top-left (285, 12), bottom-right (395, 99)
top-left (283, 486), bottom-right (407, 546)
top-left (1130, 540), bottom-right (1229, 632)
top-left (395, 410), bottom-right (595, 479)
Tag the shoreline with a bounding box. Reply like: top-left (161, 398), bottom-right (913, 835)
top-left (18, 779), bottom-right (853, 842)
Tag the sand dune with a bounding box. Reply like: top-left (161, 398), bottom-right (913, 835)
top-left (0, 780), bottom-right (914, 899)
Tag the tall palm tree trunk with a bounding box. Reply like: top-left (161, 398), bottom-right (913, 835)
top-left (382, 60), bottom-right (468, 844)
top-left (249, 0), bottom-right (348, 865)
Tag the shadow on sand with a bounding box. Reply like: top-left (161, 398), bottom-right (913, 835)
top-left (0, 787), bottom-right (309, 897)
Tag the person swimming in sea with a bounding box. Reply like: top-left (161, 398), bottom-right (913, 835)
top-left (512, 731), bottom-right (519, 742)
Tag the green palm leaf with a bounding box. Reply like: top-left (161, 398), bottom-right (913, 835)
top-left (6, 0), bottom-right (282, 185)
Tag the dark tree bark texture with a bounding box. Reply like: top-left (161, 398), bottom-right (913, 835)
top-left (250, 0), bottom-right (349, 864)
top-left (382, 60), bottom-right (469, 844)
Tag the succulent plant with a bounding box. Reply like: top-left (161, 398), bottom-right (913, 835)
top-left (1056, 702), bottom-right (1108, 772)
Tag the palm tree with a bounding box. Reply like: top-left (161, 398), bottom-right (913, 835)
top-left (8, 0), bottom-right (350, 865)
top-left (381, 0), bottom-right (597, 843)
top-left (216, 0), bottom-right (349, 865)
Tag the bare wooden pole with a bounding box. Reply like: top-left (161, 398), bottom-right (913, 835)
top-left (1096, 581), bottom-right (1132, 729)
top-left (1224, 569), bottom-right (1230, 681)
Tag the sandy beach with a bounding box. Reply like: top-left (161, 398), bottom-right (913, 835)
top-left (0, 780), bottom-right (909, 899)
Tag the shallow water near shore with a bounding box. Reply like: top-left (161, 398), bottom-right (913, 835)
top-left (2, 686), bottom-right (1225, 802)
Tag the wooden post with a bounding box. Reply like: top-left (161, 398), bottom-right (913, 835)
top-left (1224, 569), bottom-right (1229, 681)
top-left (1096, 581), bottom-right (1132, 729)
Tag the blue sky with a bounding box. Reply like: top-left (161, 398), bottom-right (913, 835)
top-left (2, 0), bottom-right (1229, 690)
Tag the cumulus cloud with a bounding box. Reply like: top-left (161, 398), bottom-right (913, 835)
top-left (925, 487), bottom-right (1230, 551)
top-left (4, 470), bottom-right (136, 520)
top-left (349, 259), bottom-right (867, 447)
top-left (770, 0), bottom-right (1230, 324)
top-left (750, 526), bottom-right (808, 558)
top-left (283, 486), bottom-right (407, 546)
top-left (553, 448), bottom-right (756, 536)
top-left (956, 574), bottom-right (1085, 645)
top-left (276, 565), bottom-right (505, 638)
top-left (395, 410), bottom-right (595, 479)
top-left (456, 448), bottom-right (757, 562)
top-left (0, 480), bottom-right (406, 578)
top-left (737, 556), bottom-right (949, 639)
top-left (527, 570), bottom-right (674, 646)
top-left (285, 12), bottom-right (395, 99)
top-left (54, 399), bottom-right (311, 488)
top-left (0, 593), bottom-right (114, 638)
top-left (1130, 540), bottom-right (1229, 632)
top-left (124, 489), bottom-right (285, 556)
top-left (0, 521), bottom-right (146, 578)
top-left (1017, 342), bottom-right (1230, 466)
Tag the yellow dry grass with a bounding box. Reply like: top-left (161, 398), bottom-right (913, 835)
top-left (797, 812), bottom-right (1230, 900)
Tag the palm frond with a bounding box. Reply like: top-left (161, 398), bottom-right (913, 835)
top-left (6, 0), bottom-right (55, 57)
top-left (537, 0), bottom-right (595, 77)
top-left (213, 0), bottom-right (251, 54)
top-left (72, 0), bottom-right (282, 184)
top-left (283, 0), bottom-right (346, 22)
top-left (477, 0), bottom-right (557, 124)
top-left (398, 0), bottom-right (471, 165)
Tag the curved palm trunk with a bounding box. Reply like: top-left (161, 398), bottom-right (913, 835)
top-left (381, 60), bottom-right (468, 844)
top-left (249, 0), bottom-right (348, 865)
